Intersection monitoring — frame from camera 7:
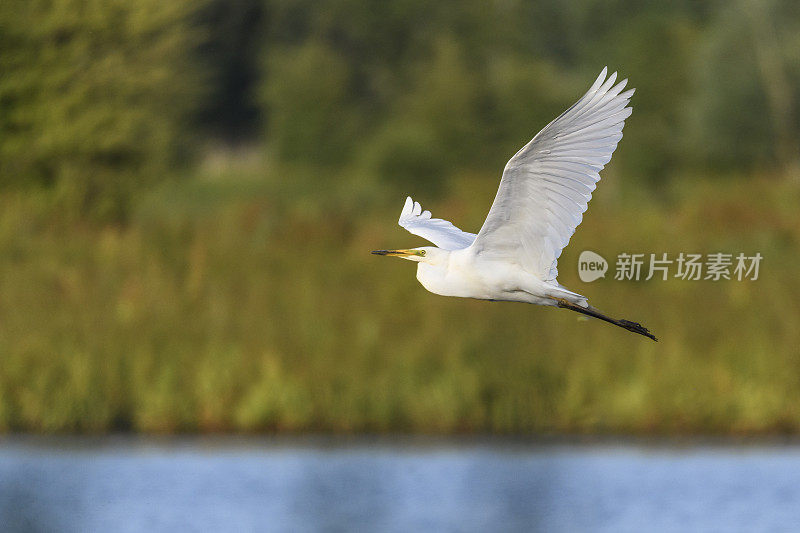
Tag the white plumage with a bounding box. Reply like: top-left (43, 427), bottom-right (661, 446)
top-left (373, 67), bottom-right (656, 341)
top-left (398, 197), bottom-right (476, 251)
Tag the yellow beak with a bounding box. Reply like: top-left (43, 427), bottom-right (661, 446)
top-left (371, 249), bottom-right (421, 257)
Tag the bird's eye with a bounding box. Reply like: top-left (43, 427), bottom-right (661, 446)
top-left (419, 250), bottom-right (426, 256)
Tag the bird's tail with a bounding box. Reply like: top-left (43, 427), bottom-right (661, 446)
top-left (556, 299), bottom-right (657, 341)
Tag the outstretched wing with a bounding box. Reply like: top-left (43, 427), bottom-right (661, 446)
top-left (398, 196), bottom-right (476, 250)
top-left (471, 67), bottom-right (634, 282)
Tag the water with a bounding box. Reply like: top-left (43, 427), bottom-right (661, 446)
top-left (2, 437), bottom-right (800, 532)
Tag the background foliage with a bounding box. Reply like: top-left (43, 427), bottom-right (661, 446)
top-left (0, 0), bottom-right (798, 433)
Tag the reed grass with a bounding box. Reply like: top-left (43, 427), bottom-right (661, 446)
top-left (0, 166), bottom-right (797, 434)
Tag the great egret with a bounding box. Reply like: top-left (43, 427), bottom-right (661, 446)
top-left (373, 67), bottom-right (656, 341)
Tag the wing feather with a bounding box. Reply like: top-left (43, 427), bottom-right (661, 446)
top-left (471, 67), bottom-right (634, 281)
top-left (397, 196), bottom-right (476, 250)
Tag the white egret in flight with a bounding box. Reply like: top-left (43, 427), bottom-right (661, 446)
top-left (373, 67), bottom-right (656, 341)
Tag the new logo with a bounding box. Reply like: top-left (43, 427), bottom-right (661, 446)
top-left (578, 250), bottom-right (608, 282)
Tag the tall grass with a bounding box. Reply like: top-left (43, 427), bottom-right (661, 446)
top-left (0, 164), bottom-right (798, 434)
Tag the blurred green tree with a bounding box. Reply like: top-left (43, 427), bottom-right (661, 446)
top-left (687, 0), bottom-right (800, 172)
top-left (197, 0), bottom-right (264, 141)
top-left (3, 0), bottom-right (798, 224)
top-left (362, 38), bottom-right (481, 196)
top-left (261, 40), bottom-right (356, 166)
top-left (0, 0), bottom-right (206, 220)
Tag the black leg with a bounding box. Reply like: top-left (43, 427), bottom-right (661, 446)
top-left (555, 298), bottom-right (658, 342)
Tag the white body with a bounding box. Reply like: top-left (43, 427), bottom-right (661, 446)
top-left (377, 68), bottom-right (634, 311)
top-left (416, 248), bottom-right (581, 307)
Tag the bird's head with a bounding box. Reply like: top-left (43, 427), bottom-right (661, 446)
top-left (371, 246), bottom-right (443, 264)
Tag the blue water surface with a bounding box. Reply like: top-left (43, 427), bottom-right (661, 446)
top-left (1, 437), bottom-right (799, 532)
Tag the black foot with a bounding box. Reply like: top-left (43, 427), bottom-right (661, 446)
top-left (618, 320), bottom-right (658, 342)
